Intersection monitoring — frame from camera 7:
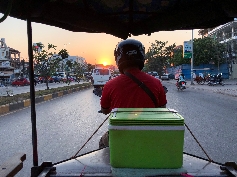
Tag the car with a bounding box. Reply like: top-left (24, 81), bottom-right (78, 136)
top-left (91, 67), bottom-right (112, 87)
top-left (11, 78), bottom-right (30, 86)
top-left (160, 74), bottom-right (170, 80)
top-left (47, 77), bottom-right (54, 83)
top-left (168, 73), bottom-right (175, 79)
top-left (147, 71), bottom-right (160, 79)
top-left (52, 76), bottom-right (61, 83)
top-left (38, 76), bottom-right (45, 83)
top-left (113, 73), bottom-right (121, 78)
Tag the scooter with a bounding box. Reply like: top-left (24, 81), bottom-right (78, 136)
top-left (93, 86), bottom-right (103, 97)
top-left (207, 73), bottom-right (224, 86)
top-left (176, 80), bottom-right (186, 91)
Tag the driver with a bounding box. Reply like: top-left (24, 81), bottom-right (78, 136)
top-left (178, 73), bottom-right (186, 87)
top-left (99, 39), bottom-right (167, 148)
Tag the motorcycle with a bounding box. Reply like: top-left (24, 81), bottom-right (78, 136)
top-left (176, 80), bottom-right (186, 91)
top-left (194, 76), bottom-right (205, 85)
top-left (93, 86), bottom-right (103, 97)
top-left (207, 73), bottom-right (225, 86)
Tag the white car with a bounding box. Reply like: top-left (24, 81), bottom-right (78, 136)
top-left (161, 74), bottom-right (169, 80)
top-left (147, 71), bottom-right (160, 79)
top-left (91, 68), bottom-right (111, 87)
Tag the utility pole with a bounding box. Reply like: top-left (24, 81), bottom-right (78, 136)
top-left (191, 29), bottom-right (194, 85)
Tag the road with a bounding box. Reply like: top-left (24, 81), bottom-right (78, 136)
top-left (0, 81), bottom-right (237, 177)
top-left (163, 81), bottom-right (237, 163)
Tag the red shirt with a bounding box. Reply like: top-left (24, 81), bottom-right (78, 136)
top-left (100, 68), bottom-right (167, 111)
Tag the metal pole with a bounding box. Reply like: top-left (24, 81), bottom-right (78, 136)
top-left (27, 18), bottom-right (38, 167)
top-left (191, 29), bottom-right (194, 85)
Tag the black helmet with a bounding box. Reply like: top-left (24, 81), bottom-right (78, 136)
top-left (114, 39), bottom-right (145, 73)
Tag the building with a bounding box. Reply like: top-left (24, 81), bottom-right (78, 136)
top-left (58, 56), bottom-right (87, 75)
top-left (64, 56), bottom-right (86, 65)
top-left (0, 38), bottom-right (23, 85)
top-left (207, 19), bottom-right (237, 79)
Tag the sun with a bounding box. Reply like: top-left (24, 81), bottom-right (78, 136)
top-left (103, 61), bottom-right (107, 66)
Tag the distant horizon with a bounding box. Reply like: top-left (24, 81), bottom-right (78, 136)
top-left (1, 13), bottom-right (201, 66)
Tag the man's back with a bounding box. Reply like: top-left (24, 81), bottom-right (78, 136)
top-left (100, 68), bottom-right (167, 111)
top-left (99, 39), bottom-right (167, 148)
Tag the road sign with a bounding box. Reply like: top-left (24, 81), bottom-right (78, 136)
top-left (183, 41), bottom-right (192, 59)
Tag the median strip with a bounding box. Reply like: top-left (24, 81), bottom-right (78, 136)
top-left (0, 83), bottom-right (92, 116)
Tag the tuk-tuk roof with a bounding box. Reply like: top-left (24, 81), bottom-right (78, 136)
top-left (0, 0), bottom-right (237, 39)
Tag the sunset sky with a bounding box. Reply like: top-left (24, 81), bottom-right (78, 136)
top-left (1, 13), bottom-right (201, 66)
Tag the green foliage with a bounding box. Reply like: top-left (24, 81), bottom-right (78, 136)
top-left (172, 46), bottom-right (190, 66)
top-left (73, 62), bottom-right (84, 80)
top-left (164, 43), bottom-right (176, 66)
top-left (145, 37), bottom-right (227, 72)
top-left (145, 40), bottom-right (176, 75)
top-left (193, 37), bottom-right (226, 66)
top-left (33, 43), bottom-right (69, 89)
top-left (87, 63), bottom-right (94, 72)
top-left (142, 63), bottom-right (149, 72)
top-left (58, 49), bottom-right (69, 59)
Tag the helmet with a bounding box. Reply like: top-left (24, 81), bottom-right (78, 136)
top-left (114, 39), bottom-right (145, 73)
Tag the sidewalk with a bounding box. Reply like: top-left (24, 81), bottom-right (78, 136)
top-left (0, 83), bottom-right (92, 115)
top-left (166, 79), bottom-right (237, 97)
top-left (0, 81), bottom-right (87, 96)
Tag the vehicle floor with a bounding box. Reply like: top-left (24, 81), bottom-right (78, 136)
top-left (51, 148), bottom-right (230, 177)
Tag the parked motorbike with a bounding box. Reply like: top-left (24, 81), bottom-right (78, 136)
top-left (176, 81), bottom-right (186, 91)
top-left (207, 73), bottom-right (224, 86)
top-left (194, 76), bottom-right (205, 85)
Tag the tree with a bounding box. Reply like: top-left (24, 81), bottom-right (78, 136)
top-left (72, 62), bottom-right (84, 82)
top-left (145, 40), bottom-right (176, 76)
top-left (145, 37), bottom-right (226, 74)
top-left (172, 46), bottom-right (190, 66)
top-left (193, 37), bottom-right (226, 66)
top-left (63, 60), bottom-right (74, 85)
top-left (164, 43), bottom-right (176, 67)
top-left (87, 63), bottom-right (94, 72)
top-left (33, 43), bottom-right (69, 89)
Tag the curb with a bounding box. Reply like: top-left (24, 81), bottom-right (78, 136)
top-left (0, 84), bottom-right (92, 116)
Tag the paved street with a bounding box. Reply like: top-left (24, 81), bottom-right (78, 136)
top-left (0, 78), bottom-right (237, 177)
top-left (2, 77), bottom-right (236, 98)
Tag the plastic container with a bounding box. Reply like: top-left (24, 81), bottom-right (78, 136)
top-left (109, 108), bottom-right (184, 169)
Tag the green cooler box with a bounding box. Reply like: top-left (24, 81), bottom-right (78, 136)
top-left (109, 108), bottom-right (184, 169)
